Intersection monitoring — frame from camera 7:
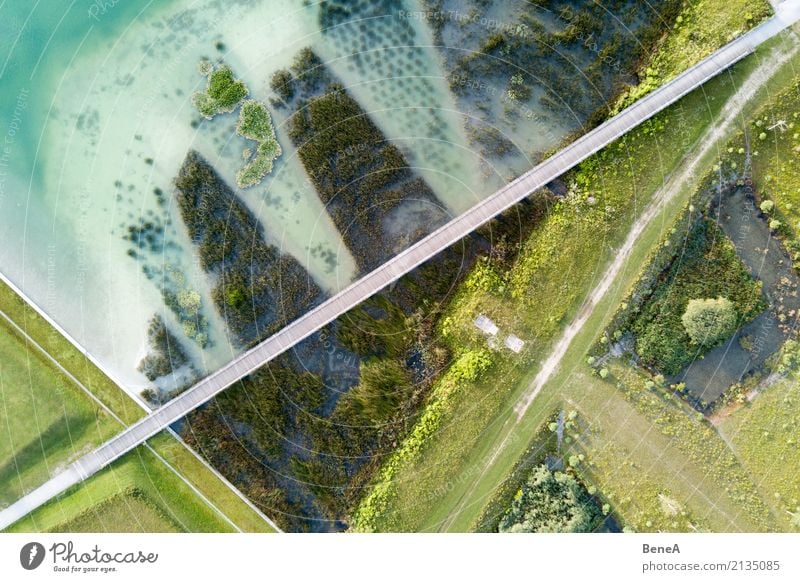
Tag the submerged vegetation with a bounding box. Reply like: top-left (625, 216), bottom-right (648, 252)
top-left (273, 48), bottom-right (447, 272)
top-left (174, 150), bottom-right (322, 346)
top-left (137, 315), bottom-right (191, 383)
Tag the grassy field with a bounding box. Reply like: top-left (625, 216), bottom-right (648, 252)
top-left (146, 432), bottom-right (276, 532)
top-left (747, 76), bottom-right (800, 244)
top-left (570, 361), bottom-right (776, 531)
top-left (0, 279), bottom-right (275, 532)
top-left (351, 18), bottom-right (800, 532)
top-left (5, 445), bottom-right (233, 533)
top-left (0, 311), bottom-right (119, 507)
top-left (718, 367), bottom-right (800, 532)
top-left (0, 279), bottom-right (144, 425)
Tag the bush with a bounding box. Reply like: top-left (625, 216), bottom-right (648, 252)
top-left (498, 465), bottom-right (601, 533)
top-left (681, 297), bottom-right (738, 347)
top-left (449, 349), bottom-right (493, 383)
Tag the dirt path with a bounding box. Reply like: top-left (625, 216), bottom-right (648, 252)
top-left (439, 32), bottom-right (800, 532)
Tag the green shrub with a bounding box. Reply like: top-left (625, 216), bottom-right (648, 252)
top-left (681, 297), bottom-right (738, 347)
top-left (449, 349), bottom-right (493, 383)
top-left (498, 465), bottom-right (601, 533)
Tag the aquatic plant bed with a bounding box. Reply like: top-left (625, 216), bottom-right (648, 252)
top-left (275, 49), bottom-right (448, 272)
top-left (236, 99), bottom-right (282, 188)
top-left (179, 195), bottom-right (549, 530)
top-left (174, 150), bottom-right (323, 346)
top-left (193, 62), bottom-right (248, 119)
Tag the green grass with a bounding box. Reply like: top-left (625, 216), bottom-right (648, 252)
top-left (0, 279), bottom-right (275, 532)
top-left (0, 279), bottom-right (144, 425)
top-left (147, 432), bottom-right (276, 532)
top-left (351, 29), bottom-right (800, 532)
top-left (5, 444), bottom-right (233, 533)
top-left (628, 218), bottom-right (765, 375)
top-left (718, 372), bottom-right (800, 531)
top-left (0, 314), bottom-right (120, 507)
top-left (747, 77), bottom-right (800, 246)
top-left (571, 361), bottom-right (776, 531)
top-left (50, 491), bottom-right (180, 533)
top-left (612, 0), bottom-right (772, 112)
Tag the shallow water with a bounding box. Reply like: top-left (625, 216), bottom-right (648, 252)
top-left (0, 0), bottom-right (668, 391)
top-left (676, 187), bottom-right (800, 404)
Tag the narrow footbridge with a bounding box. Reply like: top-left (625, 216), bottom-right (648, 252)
top-left (2, 1), bottom-right (798, 531)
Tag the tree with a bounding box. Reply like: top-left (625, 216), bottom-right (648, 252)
top-left (681, 297), bottom-right (738, 347)
top-left (498, 465), bottom-right (601, 533)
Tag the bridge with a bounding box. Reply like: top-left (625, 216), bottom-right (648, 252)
top-left (2, 1), bottom-right (799, 530)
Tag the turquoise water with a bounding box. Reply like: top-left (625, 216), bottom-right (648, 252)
top-left (0, 0), bottom-right (663, 394)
